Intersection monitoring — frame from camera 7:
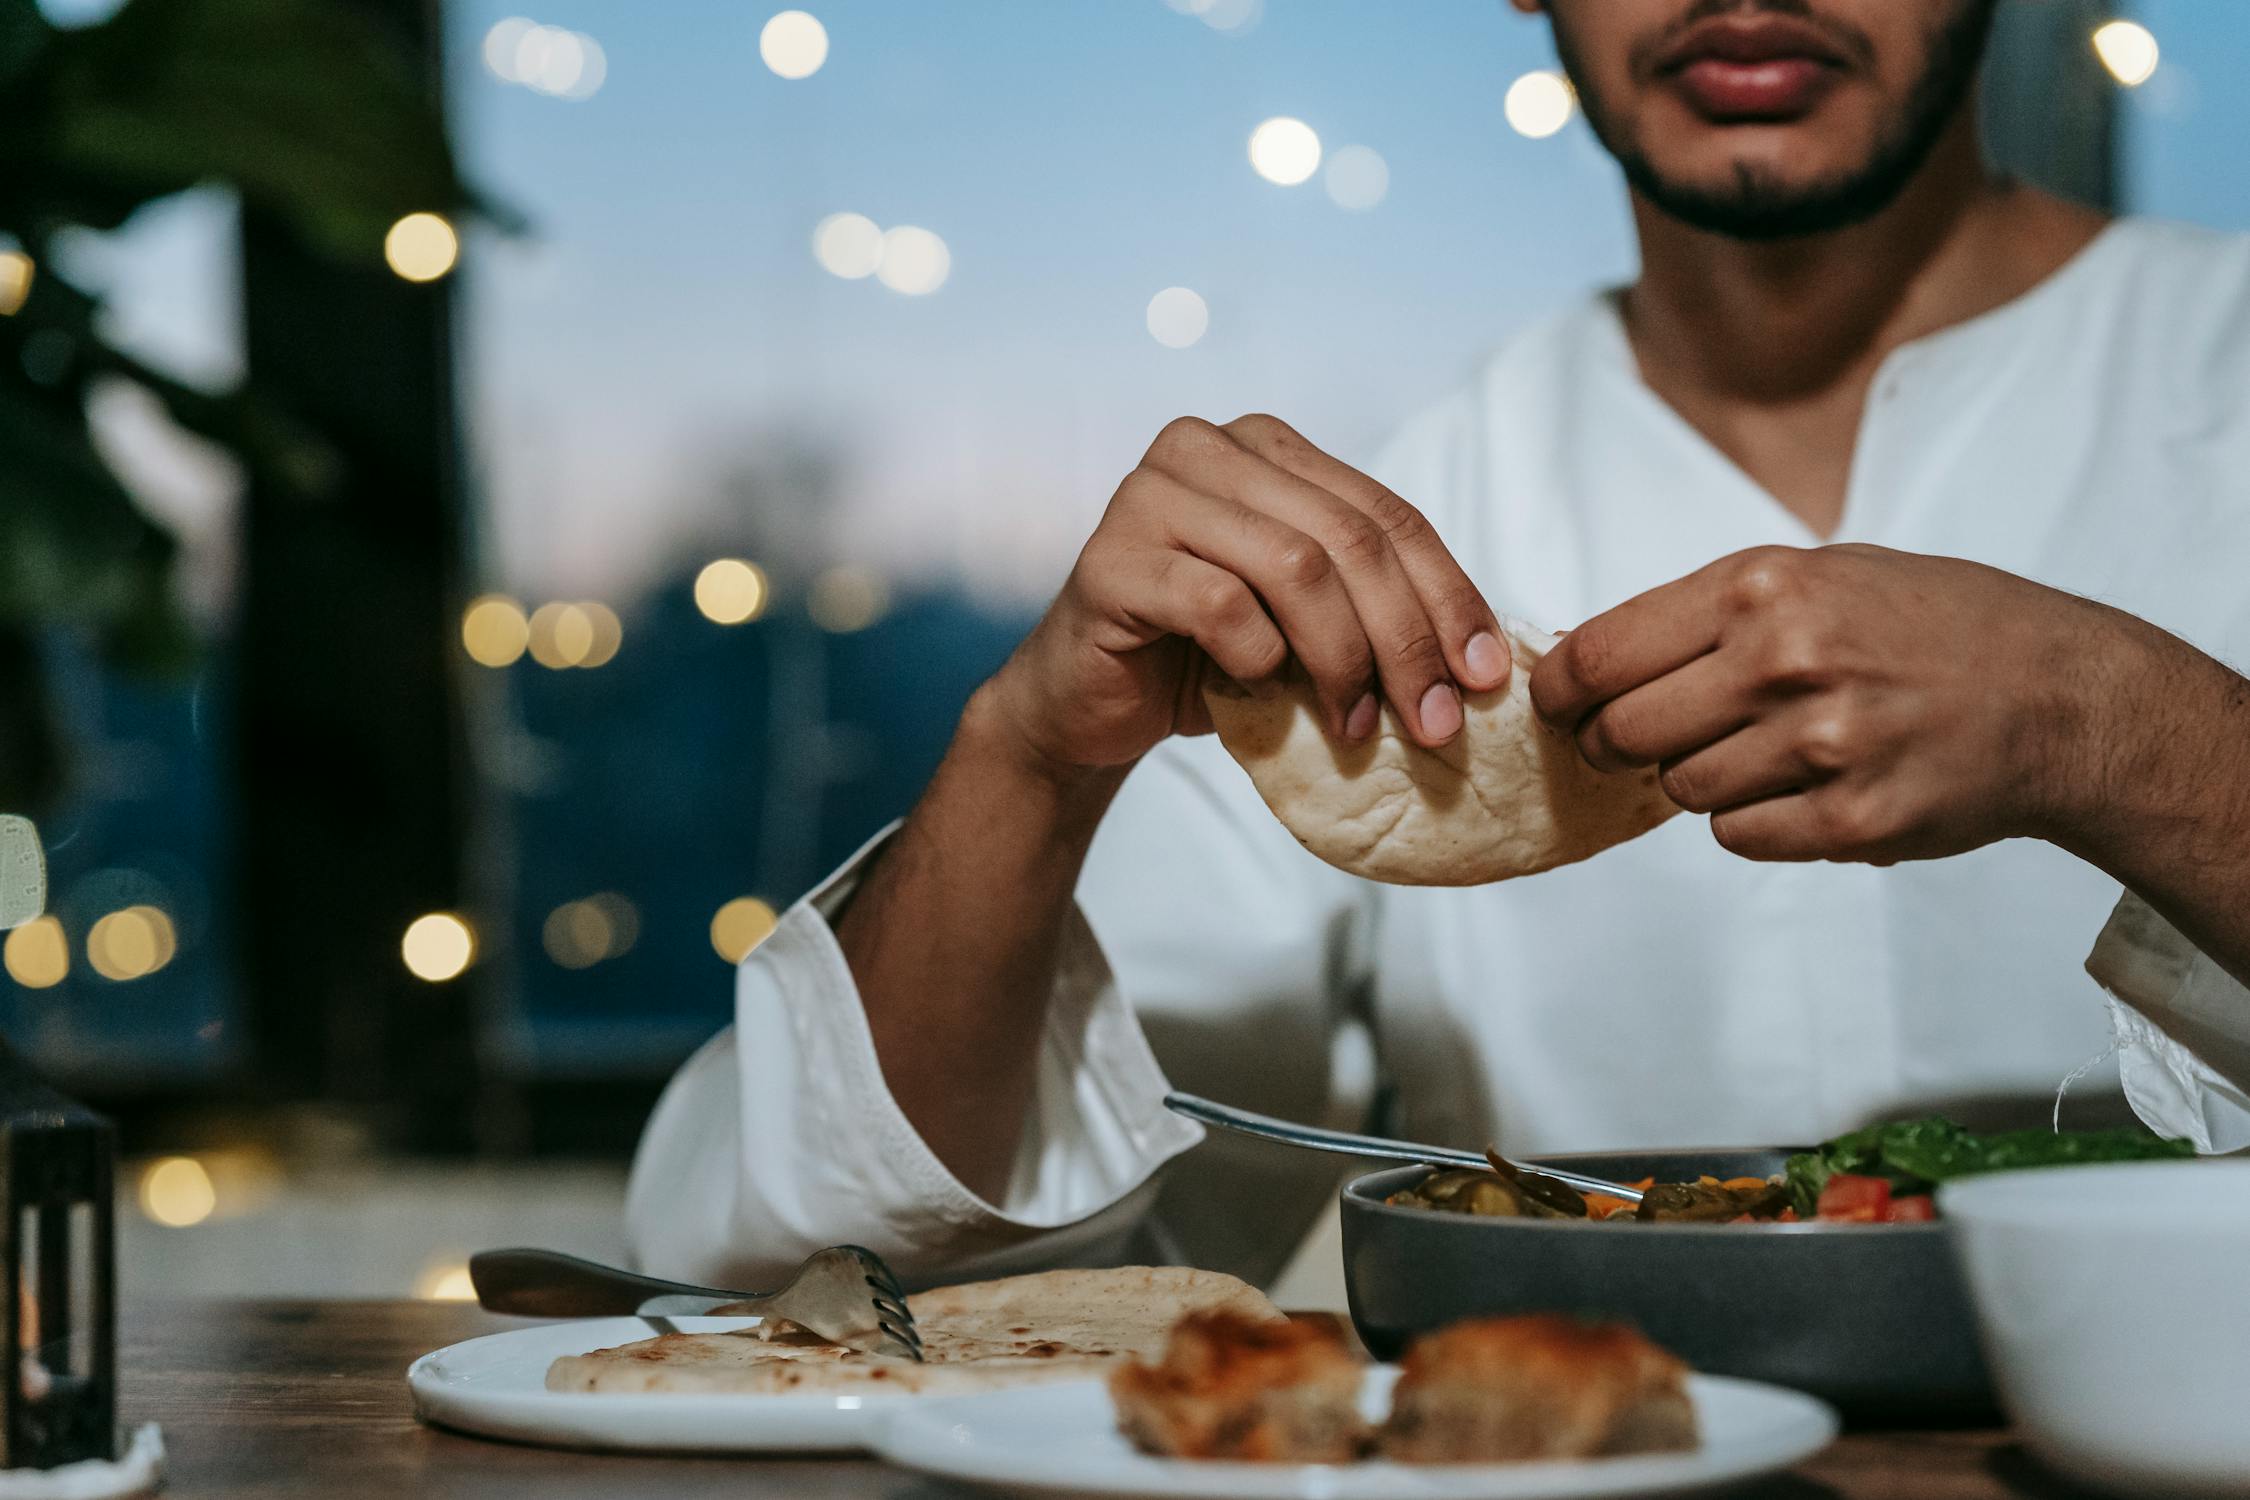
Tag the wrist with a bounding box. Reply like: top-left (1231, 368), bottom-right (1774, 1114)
top-left (2028, 605), bottom-right (2218, 867)
top-left (957, 677), bottom-right (1129, 822)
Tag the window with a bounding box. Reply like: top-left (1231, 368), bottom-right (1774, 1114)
top-left (450, 2), bottom-right (1635, 1090)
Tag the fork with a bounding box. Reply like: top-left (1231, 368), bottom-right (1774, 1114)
top-left (468, 1245), bottom-right (923, 1362)
top-left (1164, 1091), bottom-right (1647, 1203)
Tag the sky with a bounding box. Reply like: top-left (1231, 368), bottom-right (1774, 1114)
top-left (53, 0), bottom-right (2250, 615)
top-left (450, 0), bottom-right (1626, 606)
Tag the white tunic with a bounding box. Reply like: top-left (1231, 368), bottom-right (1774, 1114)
top-left (626, 219), bottom-right (2250, 1289)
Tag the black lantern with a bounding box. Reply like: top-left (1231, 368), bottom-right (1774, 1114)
top-left (0, 1041), bottom-right (117, 1468)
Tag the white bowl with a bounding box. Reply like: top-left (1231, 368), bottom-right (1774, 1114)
top-left (1939, 1161), bottom-right (2250, 1498)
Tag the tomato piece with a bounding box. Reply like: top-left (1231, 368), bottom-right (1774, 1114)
top-left (1816, 1173), bottom-right (1893, 1222)
top-left (1884, 1194), bottom-right (1938, 1223)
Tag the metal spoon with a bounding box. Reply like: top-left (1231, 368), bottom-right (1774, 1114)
top-left (1163, 1091), bottom-right (1647, 1204)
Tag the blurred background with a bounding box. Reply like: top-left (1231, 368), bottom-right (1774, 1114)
top-left (0, 0), bottom-right (2239, 1303)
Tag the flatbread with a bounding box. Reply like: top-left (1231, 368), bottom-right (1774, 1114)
top-left (1202, 618), bottom-right (1679, 886)
top-left (547, 1265), bottom-right (1282, 1396)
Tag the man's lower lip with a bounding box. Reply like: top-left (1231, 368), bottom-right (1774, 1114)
top-left (1670, 57), bottom-right (1835, 119)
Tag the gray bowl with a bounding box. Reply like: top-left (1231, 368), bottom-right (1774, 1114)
top-left (1342, 1149), bottom-right (1992, 1422)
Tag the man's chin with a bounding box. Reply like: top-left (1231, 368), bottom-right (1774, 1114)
top-left (1620, 155), bottom-right (1919, 242)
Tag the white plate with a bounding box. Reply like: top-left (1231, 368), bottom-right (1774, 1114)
top-left (407, 1317), bottom-right (913, 1453)
top-left (870, 1367), bottom-right (1838, 1500)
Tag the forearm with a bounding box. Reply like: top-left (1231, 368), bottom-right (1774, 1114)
top-left (835, 683), bottom-right (1130, 1202)
top-left (2048, 612), bottom-right (2250, 989)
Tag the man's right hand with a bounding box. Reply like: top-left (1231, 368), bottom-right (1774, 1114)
top-left (979, 414), bottom-right (1513, 779)
top-left (842, 413), bottom-right (1507, 1199)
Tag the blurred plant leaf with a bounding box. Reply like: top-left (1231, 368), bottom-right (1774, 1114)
top-left (28, 0), bottom-right (511, 259)
top-left (0, 387), bottom-right (194, 674)
top-left (93, 339), bottom-right (342, 500)
top-left (0, 0), bottom-right (501, 813)
top-left (0, 0), bottom-right (47, 90)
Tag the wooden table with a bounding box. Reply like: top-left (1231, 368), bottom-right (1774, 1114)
top-left (125, 1300), bottom-right (2106, 1498)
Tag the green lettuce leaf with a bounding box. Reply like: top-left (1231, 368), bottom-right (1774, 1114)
top-left (1783, 1117), bottom-right (2194, 1217)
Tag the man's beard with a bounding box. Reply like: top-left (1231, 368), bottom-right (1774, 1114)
top-left (1553, 0), bottom-right (2000, 242)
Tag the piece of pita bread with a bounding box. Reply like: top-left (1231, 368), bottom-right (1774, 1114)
top-left (1202, 618), bottom-right (1679, 886)
top-left (547, 1265), bottom-right (1282, 1396)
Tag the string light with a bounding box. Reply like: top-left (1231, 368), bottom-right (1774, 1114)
top-left (808, 566), bottom-right (890, 633)
top-left (86, 906), bottom-right (175, 982)
top-left (813, 212), bottom-right (884, 279)
top-left (0, 250), bottom-right (31, 316)
top-left (694, 559), bottom-right (769, 624)
top-left (139, 1158), bottom-right (217, 1229)
top-left (811, 215), bottom-right (949, 294)
top-left (527, 602), bottom-right (594, 668)
top-left (1197, 0), bottom-right (1260, 31)
top-left (543, 893), bottom-right (639, 968)
top-left (710, 897), bottom-right (779, 963)
top-left (2091, 20), bottom-right (2158, 86)
top-left (402, 913), bottom-right (476, 982)
top-left (2, 916), bottom-right (67, 989)
top-left (1324, 145), bottom-right (1389, 211)
top-left (760, 10), bottom-right (829, 79)
top-left (1504, 70), bottom-right (1575, 139)
top-left (461, 595), bottom-right (530, 667)
top-left (876, 226), bottom-right (950, 295)
top-left (483, 16), bottom-right (534, 75)
top-left (579, 603), bottom-right (623, 667)
top-left (1146, 287), bottom-right (1209, 349)
top-left (384, 213), bottom-right (459, 282)
top-left (485, 17), bottom-right (605, 98)
top-left (1248, 117), bottom-right (1321, 186)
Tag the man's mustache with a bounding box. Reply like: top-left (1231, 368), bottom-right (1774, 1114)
top-left (1630, 0), bottom-right (1877, 78)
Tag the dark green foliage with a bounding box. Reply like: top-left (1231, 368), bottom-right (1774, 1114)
top-left (0, 0), bottom-right (496, 808)
top-left (1783, 1116), bottom-right (2197, 1216)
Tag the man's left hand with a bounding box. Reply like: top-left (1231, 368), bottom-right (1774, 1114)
top-left (1528, 544), bottom-right (2137, 864)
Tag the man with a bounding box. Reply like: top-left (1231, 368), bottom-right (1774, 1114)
top-left (627, 0), bottom-right (2250, 1286)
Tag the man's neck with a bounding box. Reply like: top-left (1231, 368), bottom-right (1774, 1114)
top-left (1616, 112), bottom-right (2108, 535)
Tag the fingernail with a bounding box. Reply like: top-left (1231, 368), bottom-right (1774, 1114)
top-left (1420, 682), bottom-right (1462, 740)
top-left (1465, 630), bottom-right (1508, 687)
top-left (1345, 692), bottom-right (1379, 742)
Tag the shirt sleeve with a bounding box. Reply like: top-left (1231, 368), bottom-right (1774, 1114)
top-left (2085, 890), bottom-right (2250, 1153)
top-left (623, 819), bottom-right (1205, 1290)
top-left (623, 733), bottom-right (1371, 1290)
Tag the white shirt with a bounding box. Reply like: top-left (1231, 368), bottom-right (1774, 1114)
top-left (627, 219), bottom-right (2250, 1289)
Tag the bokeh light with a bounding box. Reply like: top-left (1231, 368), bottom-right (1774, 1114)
top-left (482, 16), bottom-right (533, 76)
top-left (813, 212), bottom-right (884, 279)
top-left (485, 17), bottom-right (606, 98)
top-left (461, 595), bottom-right (530, 667)
top-left (527, 601), bottom-right (595, 668)
top-left (694, 559), bottom-right (769, 624)
top-left (710, 897), bottom-right (779, 963)
top-left (384, 213), bottom-right (459, 282)
top-left (760, 10), bottom-right (829, 79)
top-left (1324, 144), bottom-right (1389, 211)
top-left (139, 1158), bottom-right (217, 1229)
top-left (579, 602), bottom-right (622, 668)
top-left (808, 565), bottom-right (891, 633)
top-left (2092, 19), bottom-right (2158, 86)
top-left (876, 226), bottom-right (950, 295)
top-left (1248, 117), bottom-right (1321, 185)
top-left (1195, 0), bottom-right (1261, 32)
top-left (543, 893), bottom-right (639, 969)
top-left (402, 912), bottom-right (476, 982)
top-left (413, 1257), bottom-right (477, 1301)
top-left (1146, 287), bottom-right (1209, 349)
top-left (1504, 70), bottom-right (1575, 139)
top-left (0, 250), bottom-right (31, 316)
top-left (87, 906), bottom-right (175, 982)
top-left (2, 915), bottom-right (67, 989)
